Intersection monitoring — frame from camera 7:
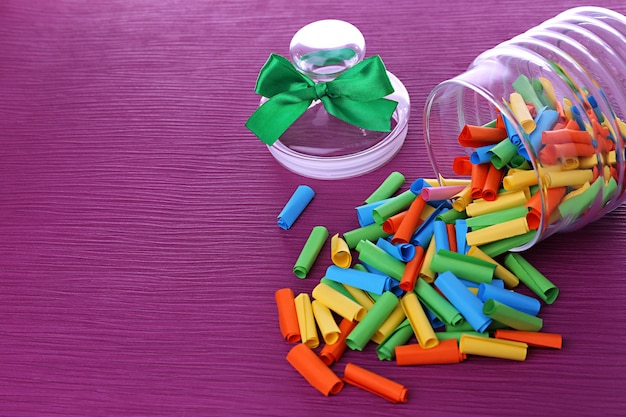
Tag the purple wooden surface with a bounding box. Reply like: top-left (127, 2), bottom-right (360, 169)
top-left (1, 0), bottom-right (626, 416)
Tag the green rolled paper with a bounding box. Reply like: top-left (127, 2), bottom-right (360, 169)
top-left (293, 226), bottom-right (328, 278)
top-left (352, 264), bottom-right (382, 302)
top-left (346, 291), bottom-right (399, 351)
top-left (436, 208), bottom-right (467, 224)
top-left (430, 249), bottom-right (496, 284)
top-left (356, 239), bottom-right (406, 281)
top-left (320, 278), bottom-right (357, 302)
top-left (503, 253), bottom-right (559, 304)
top-left (371, 190), bottom-right (417, 224)
top-left (376, 319), bottom-right (413, 361)
top-left (483, 299), bottom-right (543, 331)
top-left (602, 177), bottom-right (618, 205)
top-left (464, 206), bottom-right (529, 230)
top-left (415, 278), bottom-right (463, 326)
top-left (365, 171), bottom-right (405, 204)
top-left (436, 331), bottom-right (488, 342)
top-left (557, 177), bottom-right (603, 221)
top-left (490, 138), bottom-right (519, 170)
top-left (343, 223), bottom-right (390, 249)
top-left (479, 230), bottom-right (537, 258)
top-left (513, 74), bottom-right (545, 112)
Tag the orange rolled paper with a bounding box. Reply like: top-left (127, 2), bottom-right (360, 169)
top-left (343, 363), bottom-right (408, 403)
top-left (319, 318), bottom-right (358, 366)
top-left (275, 288), bottom-right (301, 343)
top-left (539, 143), bottom-right (596, 165)
top-left (395, 339), bottom-right (466, 366)
top-left (494, 329), bottom-right (562, 349)
top-left (525, 187), bottom-right (566, 230)
top-left (482, 165), bottom-right (504, 201)
top-left (392, 195), bottom-right (426, 244)
top-left (470, 163), bottom-right (490, 199)
top-left (458, 125), bottom-right (508, 148)
top-left (446, 223), bottom-right (457, 252)
top-left (399, 246), bottom-right (425, 292)
top-left (382, 210), bottom-right (408, 234)
top-left (453, 155), bottom-right (473, 175)
top-left (542, 128), bottom-right (592, 145)
top-left (286, 343), bottom-right (344, 396)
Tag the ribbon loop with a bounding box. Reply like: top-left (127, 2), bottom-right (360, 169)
top-left (245, 54), bottom-right (398, 145)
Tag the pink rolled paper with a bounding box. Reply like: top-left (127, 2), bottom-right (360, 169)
top-left (421, 185), bottom-right (468, 202)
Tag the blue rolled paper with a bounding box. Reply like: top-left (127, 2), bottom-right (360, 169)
top-left (356, 198), bottom-right (392, 227)
top-left (434, 271), bottom-right (492, 333)
top-left (277, 185), bottom-right (315, 230)
top-left (455, 219), bottom-right (469, 254)
top-left (325, 265), bottom-right (395, 295)
top-left (409, 178), bottom-right (432, 195)
top-left (470, 144), bottom-right (496, 164)
top-left (519, 107), bottom-right (558, 161)
top-left (433, 219), bottom-right (450, 253)
top-left (503, 115), bottom-right (522, 146)
top-left (477, 283), bottom-right (541, 316)
top-left (376, 238), bottom-right (415, 262)
top-left (410, 203), bottom-right (448, 248)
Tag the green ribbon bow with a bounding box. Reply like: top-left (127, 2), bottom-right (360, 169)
top-left (245, 54), bottom-right (398, 145)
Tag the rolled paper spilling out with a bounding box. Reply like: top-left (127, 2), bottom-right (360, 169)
top-left (286, 343), bottom-right (344, 396)
top-left (415, 278), bottom-right (463, 327)
top-left (293, 226), bottom-right (328, 278)
top-left (312, 282), bottom-right (367, 322)
top-left (342, 284), bottom-right (375, 311)
top-left (430, 249), bottom-right (496, 284)
top-left (477, 282), bottom-right (540, 316)
top-left (435, 330), bottom-right (488, 343)
top-left (400, 291), bottom-right (439, 349)
top-left (376, 237), bottom-right (415, 262)
top-left (278, 185), bottom-right (315, 230)
top-left (482, 299), bottom-right (543, 332)
top-left (372, 301), bottom-right (407, 344)
top-left (343, 223), bottom-right (390, 249)
top-left (295, 293), bottom-right (319, 348)
top-left (343, 363), bottom-right (408, 403)
top-left (376, 319), bottom-right (413, 361)
top-left (391, 194), bottom-right (426, 244)
top-left (421, 185), bottom-right (468, 202)
top-left (372, 190), bottom-right (417, 225)
top-left (466, 246), bottom-right (519, 288)
top-left (346, 291), bottom-right (399, 351)
top-left (465, 216), bottom-right (530, 247)
top-left (433, 220), bottom-right (450, 252)
top-left (356, 199), bottom-right (391, 227)
top-left (395, 338), bottom-right (466, 366)
top-left (312, 300), bottom-right (341, 345)
top-left (399, 246), bottom-right (424, 292)
top-left (330, 233), bottom-right (352, 268)
top-left (503, 253), bottom-right (559, 304)
top-left (325, 265), bottom-right (394, 295)
top-left (459, 333), bottom-right (528, 361)
top-left (275, 288), bottom-right (301, 343)
top-left (319, 318), bottom-right (358, 366)
top-left (356, 239), bottom-right (406, 281)
top-left (494, 329), bottom-right (562, 349)
top-left (365, 171), bottom-right (405, 204)
top-left (434, 271), bottom-right (492, 333)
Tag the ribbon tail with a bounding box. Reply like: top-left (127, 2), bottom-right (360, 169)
top-left (323, 97), bottom-right (399, 132)
top-left (245, 94), bottom-right (312, 145)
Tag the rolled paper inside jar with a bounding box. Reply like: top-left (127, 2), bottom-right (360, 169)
top-left (295, 293), bottom-right (319, 348)
top-left (509, 92), bottom-right (536, 133)
top-left (490, 138), bottom-right (519, 169)
top-left (459, 333), bottom-right (528, 361)
top-left (457, 125), bottom-right (508, 148)
top-left (364, 171), bottom-right (406, 204)
top-left (465, 190), bottom-right (529, 217)
top-left (395, 338), bottom-right (465, 366)
top-left (342, 363), bottom-right (409, 403)
top-left (293, 226), bottom-right (328, 278)
top-left (421, 185), bottom-right (468, 201)
top-left (275, 288), bottom-right (301, 343)
top-left (286, 343), bottom-right (344, 396)
top-left (277, 185), bottom-right (315, 230)
top-left (346, 291), bottom-right (399, 351)
top-left (400, 291), bottom-right (439, 349)
top-left (312, 282), bottom-right (367, 321)
top-left (465, 216), bottom-right (530, 247)
top-left (464, 205), bottom-right (529, 230)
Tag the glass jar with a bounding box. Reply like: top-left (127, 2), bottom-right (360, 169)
top-left (423, 6), bottom-right (626, 250)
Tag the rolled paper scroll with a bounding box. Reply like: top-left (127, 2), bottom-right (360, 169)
top-left (364, 171), bottom-right (405, 204)
top-left (286, 343), bottom-right (344, 396)
top-left (459, 333), bottom-right (528, 361)
top-left (275, 288), bottom-right (301, 343)
top-left (482, 299), bottom-right (543, 332)
top-left (346, 291), bottom-right (399, 351)
top-left (319, 319), bottom-right (358, 366)
top-left (434, 271), bottom-right (492, 333)
top-left (294, 293), bottom-right (319, 348)
top-left (343, 363), bottom-right (408, 403)
top-left (293, 226), bottom-right (328, 278)
top-left (395, 338), bottom-right (466, 366)
top-left (400, 291), bottom-right (439, 349)
top-left (277, 185), bottom-right (314, 229)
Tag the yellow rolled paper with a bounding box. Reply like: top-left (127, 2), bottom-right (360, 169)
top-left (401, 291), bottom-right (439, 349)
top-left (331, 233), bottom-right (352, 268)
top-left (539, 77), bottom-right (557, 108)
top-left (418, 238), bottom-right (437, 283)
top-left (542, 169), bottom-right (594, 188)
top-left (451, 185), bottom-right (473, 212)
top-left (343, 284), bottom-right (375, 311)
top-left (371, 303), bottom-right (406, 344)
top-left (465, 217), bottom-right (530, 247)
top-left (465, 190), bottom-right (529, 217)
top-left (561, 182), bottom-right (590, 202)
top-left (510, 92), bottom-right (536, 133)
top-left (440, 178), bottom-right (472, 186)
top-left (502, 170), bottom-right (538, 191)
top-left (312, 300), bottom-right (341, 345)
top-left (295, 293), bottom-right (319, 348)
top-left (459, 334), bottom-right (528, 361)
top-left (467, 246), bottom-right (519, 288)
top-left (312, 282), bottom-right (366, 322)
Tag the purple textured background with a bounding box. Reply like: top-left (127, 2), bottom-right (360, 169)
top-left (1, 1), bottom-right (626, 416)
